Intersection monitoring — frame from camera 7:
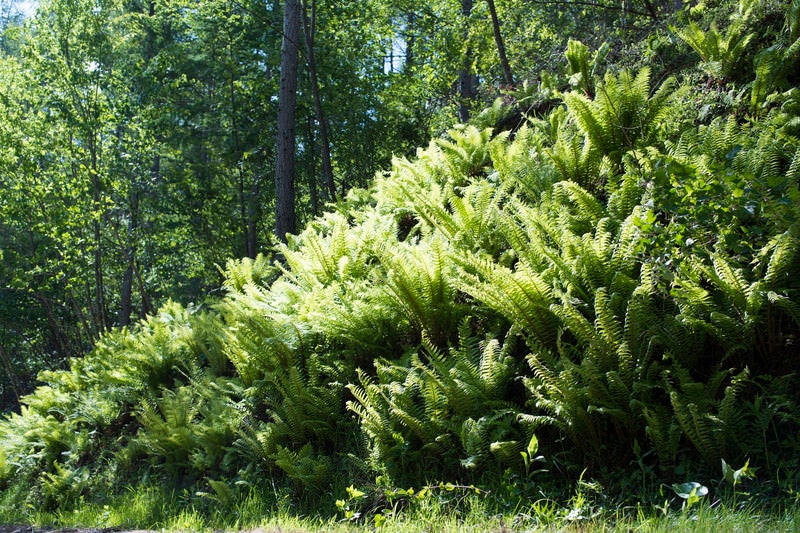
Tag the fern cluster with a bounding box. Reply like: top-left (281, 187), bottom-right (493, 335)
top-left (2, 3), bottom-right (800, 514)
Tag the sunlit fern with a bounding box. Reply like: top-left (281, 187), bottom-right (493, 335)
top-left (220, 253), bottom-right (275, 294)
top-left (347, 326), bottom-right (523, 478)
top-left (673, 245), bottom-right (800, 368)
top-left (381, 238), bottom-right (465, 348)
top-left (433, 125), bottom-right (503, 181)
top-left (561, 68), bottom-right (676, 168)
top-left (672, 8), bottom-right (755, 83)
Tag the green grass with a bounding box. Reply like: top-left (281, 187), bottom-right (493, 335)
top-left (3, 481), bottom-right (799, 532)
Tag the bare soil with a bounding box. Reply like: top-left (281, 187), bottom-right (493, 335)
top-left (0, 528), bottom-right (156, 533)
top-left (0, 529), bottom-right (296, 533)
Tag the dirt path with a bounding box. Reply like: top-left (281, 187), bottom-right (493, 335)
top-left (0, 525), bottom-right (296, 533)
top-left (0, 528), bottom-right (156, 533)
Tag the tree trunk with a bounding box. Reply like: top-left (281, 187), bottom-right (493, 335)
top-left (88, 133), bottom-right (108, 334)
top-left (34, 293), bottom-right (71, 359)
top-left (119, 182), bottom-right (139, 327)
top-left (247, 180), bottom-right (260, 256)
top-left (306, 115), bottom-right (320, 216)
top-left (301, 0), bottom-right (335, 203)
top-left (120, 263), bottom-right (133, 327)
top-left (486, 0), bottom-right (514, 87)
top-left (121, 0), bottom-right (155, 323)
top-left (641, 0), bottom-right (659, 19)
top-left (458, 0), bottom-right (477, 123)
top-left (405, 11), bottom-right (415, 68)
top-left (274, 0), bottom-right (301, 242)
top-left (138, 154), bottom-right (159, 318)
top-left (119, 122), bottom-right (139, 328)
top-left (0, 341), bottom-right (21, 406)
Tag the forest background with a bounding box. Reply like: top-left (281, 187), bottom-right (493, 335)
top-left (1, 0), bottom-right (800, 529)
top-left (0, 0), bottom-right (572, 402)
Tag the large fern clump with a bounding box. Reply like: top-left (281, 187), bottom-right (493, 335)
top-left (0, 301), bottom-right (242, 508)
top-left (2, 2), bottom-right (800, 516)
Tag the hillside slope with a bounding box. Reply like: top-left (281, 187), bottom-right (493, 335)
top-left (2, 0), bottom-right (800, 524)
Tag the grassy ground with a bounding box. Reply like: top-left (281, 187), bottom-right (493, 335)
top-left (2, 510), bottom-right (797, 533)
top-left (2, 483), bottom-right (798, 533)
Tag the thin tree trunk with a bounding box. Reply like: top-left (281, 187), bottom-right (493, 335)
top-left (120, 184), bottom-right (138, 327)
top-left (0, 341), bottom-right (21, 406)
top-left (89, 133), bottom-right (107, 333)
top-left (225, 24), bottom-right (258, 259)
top-left (405, 11), bottom-right (415, 68)
top-left (120, 262), bottom-right (133, 327)
top-left (122, 0), bottom-right (155, 323)
top-left (34, 293), bottom-right (71, 359)
top-left (137, 154), bottom-right (159, 318)
top-left (119, 123), bottom-right (138, 327)
top-left (67, 288), bottom-right (92, 348)
top-left (247, 180), bottom-right (259, 256)
top-left (306, 115), bottom-right (320, 216)
top-left (274, 0), bottom-right (301, 242)
top-left (641, 0), bottom-right (659, 19)
top-left (486, 0), bottom-right (514, 87)
top-left (301, 0), bottom-right (335, 202)
top-left (458, 0), bottom-right (477, 123)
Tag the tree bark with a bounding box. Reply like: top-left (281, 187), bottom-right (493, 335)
top-left (486, 0), bottom-right (514, 87)
top-left (458, 0), bottom-right (477, 123)
top-left (306, 115), bottom-right (320, 216)
top-left (301, 0), bottom-right (335, 203)
top-left (119, 125), bottom-right (139, 327)
top-left (88, 136), bottom-right (108, 334)
top-left (34, 293), bottom-right (71, 359)
top-left (0, 341), bottom-right (21, 406)
top-left (120, 179), bottom-right (140, 327)
top-left (405, 11), bottom-right (415, 68)
top-left (274, 0), bottom-right (301, 242)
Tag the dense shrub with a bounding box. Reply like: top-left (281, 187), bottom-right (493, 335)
top-left (2, 2), bottom-right (800, 519)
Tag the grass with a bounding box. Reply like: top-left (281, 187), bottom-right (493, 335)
top-left (2, 481), bottom-right (799, 532)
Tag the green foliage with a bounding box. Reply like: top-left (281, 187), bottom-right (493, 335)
top-left (220, 254), bottom-right (276, 294)
top-left (134, 378), bottom-right (240, 477)
top-left (382, 238), bottom-right (465, 348)
top-left (3, 1), bottom-right (800, 522)
top-left (564, 39), bottom-right (610, 98)
top-left (751, 1), bottom-right (800, 108)
top-left (0, 299), bottom-right (236, 501)
top-left (672, 20), bottom-right (754, 82)
top-left (347, 326), bottom-right (524, 482)
top-left (560, 68), bottom-right (677, 171)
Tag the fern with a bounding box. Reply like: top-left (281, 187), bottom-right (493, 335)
top-left (547, 112), bottom-right (601, 189)
top-left (455, 255), bottom-right (559, 349)
top-left (673, 250), bottom-right (800, 368)
top-left (433, 126), bottom-right (501, 180)
top-left (382, 238), bottom-right (464, 348)
top-left (272, 443), bottom-right (331, 491)
top-left (564, 39), bottom-right (610, 98)
top-left (489, 124), bottom-right (558, 201)
top-left (266, 361), bottom-right (344, 447)
top-left (666, 368), bottom-right (748, 465)
top-left (221, 306), bottom-right (300, 386)
top-left (280, 212), bottom-right (382, 289)
top-left (562, 68), bottom-right (676, 169)
top-left (220, 253), bottom-right (275, 294)
top-left (752, 1), bottom-right (800, 109)
top-left (347, 328), bottom-right (523, 479)
top-left (131, 374), bottom-right (240, 475)
top-left (672, 17), bottom-right (754, 82)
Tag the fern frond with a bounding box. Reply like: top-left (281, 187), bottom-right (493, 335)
top-left (455, 256), bottom-right (559, 348)
top-left (760, 231), bottom-right (797, 286)
top-left (382, 238), bottom-right (462, 347)
top-left (552, 181), bottom-right (606, 224)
